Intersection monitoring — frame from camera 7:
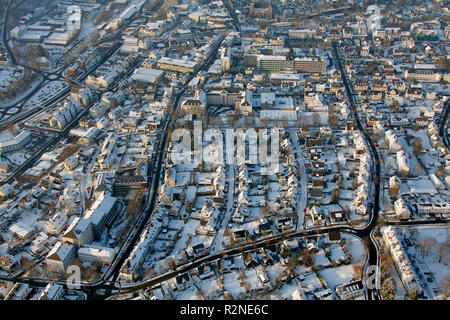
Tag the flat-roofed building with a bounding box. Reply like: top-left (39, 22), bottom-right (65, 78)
top-left (293, 56), bottom-right (325, 73)
top-left (260, 92), bottom-right (297, 120)
top-left (288, 29), bottom-right (317, 40)
top-left (157, 57), bottom-right (199, 73)
top-left (335, 280), bottom-right (365, 300)
top-left (0, 131), bottom-right (31, 154)
top-left (83, 193), bottom-right (119, 239)
top-left (113, 175), bottom-right (148, 196)
top-left (270, 73), bottom-right (303, 85)
top-left (131, 68), bottom-right (164, 84)
top-left (78, 245), bottom-right (117, 264)
top-left (257, 55), bottom-right (292, 73)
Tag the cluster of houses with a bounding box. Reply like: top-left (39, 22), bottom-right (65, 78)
top-left (333, 3), bottom-right (450, 224)
top-left (300, 126), bottom-right (373, 228)
top-left (138, 233), bottom-right (365, 301)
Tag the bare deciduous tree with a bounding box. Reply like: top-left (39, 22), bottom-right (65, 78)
top-left (439, 275), bottom-right (450, 299)
top-left (412, 137), bottom-right (423, 154)
top-left (164, 257), bottom-right (176, 271)
top-left (417, 237), bottom-right (436, 258)
top-left (438, 243), bottom-right (449, 263)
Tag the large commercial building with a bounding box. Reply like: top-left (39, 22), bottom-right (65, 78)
top-left (113, 175), bottom-right (148, 196)
top-left (204, 88), bottom-right (243, 106)
top-left (257, 55), bottom-right (291, 73)
top-left (405, 68), bottom-right (441, 82)
top-left (255, 55), bottom-right (326, 73)
top-left (157, 57), bottom-right (199, 73)
top-left (260, 92), bottom-right (297, 120)
top-left (131, 68), bottom-right (164, 84)
top-left (270, 73), bottom-right (303, 86)
top-left (0, 131), bottom-right (32, 154)
top-left (288, 29), bottom-right (317, 40)
top-left (293, 56), bottom-right (326, 73)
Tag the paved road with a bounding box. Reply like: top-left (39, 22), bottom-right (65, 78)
top-left (331, 41), bottom-right (382, 232)
top-left (211, 164), bottom-right (235, 254)
top-left (1, 0), bottom-right (17, 65)
top-left (288, 129), bottom-right (307, 232)
top-left (85, 42), bottom-right (224, 299)
top-left (331, 41), bottom-right (382, 298)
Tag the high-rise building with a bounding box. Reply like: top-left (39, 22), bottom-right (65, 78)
top-left (293, 56), bottom-right (326, 73)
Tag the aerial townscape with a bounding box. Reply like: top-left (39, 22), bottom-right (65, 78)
top-left (0, 0), bottom-right (448, 303)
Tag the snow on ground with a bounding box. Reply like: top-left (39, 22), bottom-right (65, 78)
top-left (405, 129), bottom-right (432, 151)
top-left (390, 261), bottom-right (407, 299)
top-left (1, 151), bottom-right (29, 167)
top-left (190, 234), bottom-right (213, 248)
top-left (24, 81), bottom-right (69, 108)
top-left (197, 276), bottom-right (221, 299)
top-left (342, 234), bottom-right (367, 263)
top-left (223, 271), bottom-right (244, 298)
top-left (173, 286), bottom-right (198, 300)
top-left (0, 71), bottom-right (43, 108)
top-left (277, 281), bottom-right (301, 299)
top-left (171, 219), bottom-right (200, 253)
top-left (244, 268), bottom-right (264, 292)
top-left (410, 225), bottom-right (449, 290)
top-left (319, 264), bottom-right (355, 291)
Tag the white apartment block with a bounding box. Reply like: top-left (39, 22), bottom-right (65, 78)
top-left (382, 226), bottom-right (423, 294)
top-left (77, 245), bottom-right (117, 264)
